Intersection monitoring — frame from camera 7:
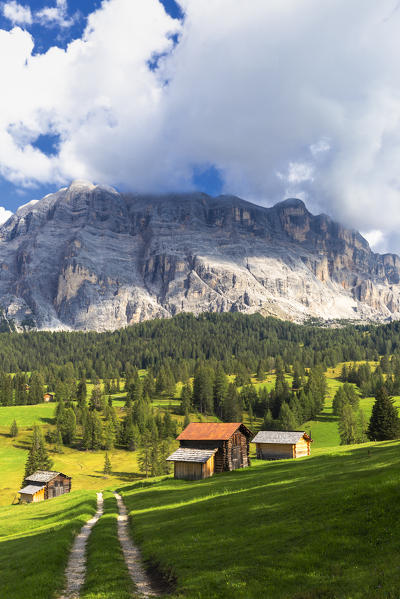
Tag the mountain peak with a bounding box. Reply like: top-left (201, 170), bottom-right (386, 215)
top-left (274, 197), bottom-right (307, 211)
top-left (0, 184), bottom-right (399, 330)
top-left (67, 179), bottom-right (96, 191)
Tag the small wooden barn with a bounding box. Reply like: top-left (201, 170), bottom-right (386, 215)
top-left (19, 470), bottom-right (71, 503)
top-left (167, 422), bottom-right (253, 480)
top-left (251, 431), bottom-right (312, 460)
top-left (43, 392), bottom-right (54, 402)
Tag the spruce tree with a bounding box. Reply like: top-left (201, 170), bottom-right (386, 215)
top-left (279, 402), bottom-right (298, 431)
top-left (9, 419), bottom-right (18, 438)
top-left (367, 386), bottom-right (400, 441)
top-left (339, 404), bottom-right (358, 445)
top-left (138, 431), bottom-right (152, 477)
top-left (55, 430), bottom-right (64, 453)
top-left (24, 424), bottom-right (53, 480)
top-left (103, 452), bottom-right (112, 476)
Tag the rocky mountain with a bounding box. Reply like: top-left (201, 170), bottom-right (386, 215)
top-left (0, 180), bottom-right (400, 331)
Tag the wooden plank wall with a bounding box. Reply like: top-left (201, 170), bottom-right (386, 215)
top-left (294, 438), bottom-right (310, 458)
top-left (256, 443), bottom-right (294, 460)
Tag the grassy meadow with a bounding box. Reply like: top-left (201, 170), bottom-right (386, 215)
top-left (0, 490), bottom-right (96, 599)
top-left (119, 440), bottom-right (400, 599)
top-left (1, 360), bottom-right (400, 598)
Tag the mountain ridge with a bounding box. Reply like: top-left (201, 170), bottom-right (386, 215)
top-left (0, 181), bottom-right (399, 331)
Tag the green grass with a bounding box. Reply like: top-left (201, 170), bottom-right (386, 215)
top-left (81, 491), bottom-right (134, 599)
top-left (0, 490), bottom-right (96, 599)
top-left (121, 441), bottom-right (400, 599)
top-left (0, 403), bottom-right (56, 427)
top-left (0, 425), bottom-right (142, 506)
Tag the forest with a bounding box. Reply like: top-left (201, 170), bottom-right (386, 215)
top-left (2, 313), bottom-right (400, 475)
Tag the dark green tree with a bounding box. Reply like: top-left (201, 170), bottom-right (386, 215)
top-left (24, 424), bottom-right (53, 480)
top-left (367, 386), bottom-right (400, 441)
top-left (103, 452), bottom-right (112, 476)
top-left (9, 419), bottom-right (18, 438)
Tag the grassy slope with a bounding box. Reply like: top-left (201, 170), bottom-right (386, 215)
top-left (0, 427), bottom-right (141, 506)
top-left (0, 490), bottom-right (96, 599)
top-left (121, 441), bottom-right (400, 599)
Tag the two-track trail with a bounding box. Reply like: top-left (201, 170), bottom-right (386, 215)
top-left (114, 491), bottom-right (161, 597)
top-left (59, 492), bottom-right (104, 599)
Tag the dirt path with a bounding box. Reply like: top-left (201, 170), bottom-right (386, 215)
top-left (114, 492), bottom-right (161, 597)
top-left (59, 492), bottom-right (104, 599)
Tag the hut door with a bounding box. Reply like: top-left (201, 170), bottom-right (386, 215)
top-left (232, 446), bottom-right (241, 470)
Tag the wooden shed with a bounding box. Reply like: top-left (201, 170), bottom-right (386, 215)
top-left (19, 470), bottom-right (71, 503)
top-left (251, 431), bottom-right (312, 460)
top-left (167, 422), bottom-right (253, 480)
top-left (43, 393), bottom-right (54, 402)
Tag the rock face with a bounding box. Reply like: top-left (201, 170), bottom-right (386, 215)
top-left (1, 180), bottom-right (400, 331)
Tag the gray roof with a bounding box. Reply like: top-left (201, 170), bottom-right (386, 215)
top-left (166, 447), bottom-right (218, 463)
top-left (19, 484), bottom-right (45, 495)
top-left (25, 470), bottom-right (61, 483)
top-left (251, 431), bottom-right (307, 444)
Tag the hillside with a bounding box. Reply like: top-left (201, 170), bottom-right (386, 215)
top-left (1, 441), bottom-right (399, 599)
top-left (117, 440), bottom-right (400, 599)
top-left (1, 181), bottom-right (400, 330)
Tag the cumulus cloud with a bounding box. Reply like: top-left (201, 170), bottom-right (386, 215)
top-left (2, 1), bottom-right (32, 25)
top-left (0, 205), bottom-right (13, 225)
top-left (1, 1), bottom-right (400, 250)
top-left (36, 0), bottom-right (75, 28)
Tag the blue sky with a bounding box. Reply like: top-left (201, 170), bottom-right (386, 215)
top-left (0, 0), bottom-right (221, 214)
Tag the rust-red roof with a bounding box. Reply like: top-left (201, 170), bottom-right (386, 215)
top-left (177, 422), bottom-right (251, 441)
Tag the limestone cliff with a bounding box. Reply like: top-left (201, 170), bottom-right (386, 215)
top-left (0, 181), bottom-right (399, 331)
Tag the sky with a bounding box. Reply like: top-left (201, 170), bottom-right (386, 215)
top-left (1, 1), bottom-right (400, 254)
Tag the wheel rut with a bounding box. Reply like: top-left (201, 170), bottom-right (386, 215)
top-left (59, 492), bottom-right (104, 599)
top-left (114, 491), bottom-right (162, 597)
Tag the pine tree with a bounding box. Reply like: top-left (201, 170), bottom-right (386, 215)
top-left (55, 430), bottom-right (64, 453)
top-left (256, 360), bottom-right (265, 382)
top-left (183, 412), bottom-right (191, 428)
top-left (138, 431), bottom-right (152, 477)
top-left (339, 404), bottom-right (358, 445)
top-left (367, 386), bottom-right (400, 441)
top-left (83, 411), bottom-right (103, 449)
top-left (24, 424), bottom-right (53, 480)
top-left (104, 420), bottom-right (116, 450)
top-left (28, 372), bottom-right (44, 405)
top-left (213, 364), bottom-right (228, 416)
top-left (179, 383), bottom-right (192, 415)
top-left (103, 452), bottom-right (112, 476)
top-left (279, 402), bottom-right (298, 431)
top-left (57, 407), bottom-right (76, 445)
top-left (222, 383), bottom-right (242, 422)
top-left (262, 408), bottom-right (278, 431)
top-left (9, 419), bottom-right (18, 438)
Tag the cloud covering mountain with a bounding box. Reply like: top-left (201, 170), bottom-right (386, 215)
top-left (1, 1), bottom-right (400, 251)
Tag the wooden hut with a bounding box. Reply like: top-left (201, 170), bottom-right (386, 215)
top-left (167, 422), bottom-right (253, 480)
top-left (251, 431), bottom-right (312, 460)
top-left (43, 392), bottom-right (54, 402)
top-left (19, 470), bottom-right (71, 503)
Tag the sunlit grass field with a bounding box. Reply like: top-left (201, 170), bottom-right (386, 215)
top-left (0, 490), bottom-right (96, 599)
top-left (119, 440), bottom-right (400, 599)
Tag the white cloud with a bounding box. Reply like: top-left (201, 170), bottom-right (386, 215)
top-left (362, 229), bottom-right (384, 250)
top-left (36, 0), bottom-right (75, 28)
top-left (0, 205), bottom-right (13, 225)
top-left (2, 1), bottom-right (32, 25)
top-left (2, 1), bottom-right (400, 250)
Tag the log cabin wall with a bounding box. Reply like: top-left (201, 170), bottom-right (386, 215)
top-left (20, 488), bottom-right (45, 503)
top-left (174, 462), bottom-right (203, 480)
top-left (45, 474), bottom-right (71, 499)
top-left (176, 425), bottom-right (252, 474)
top-left (256, 442), bottom-right (295, 460)
top-left (294, 437), bottom-right (310, 458)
